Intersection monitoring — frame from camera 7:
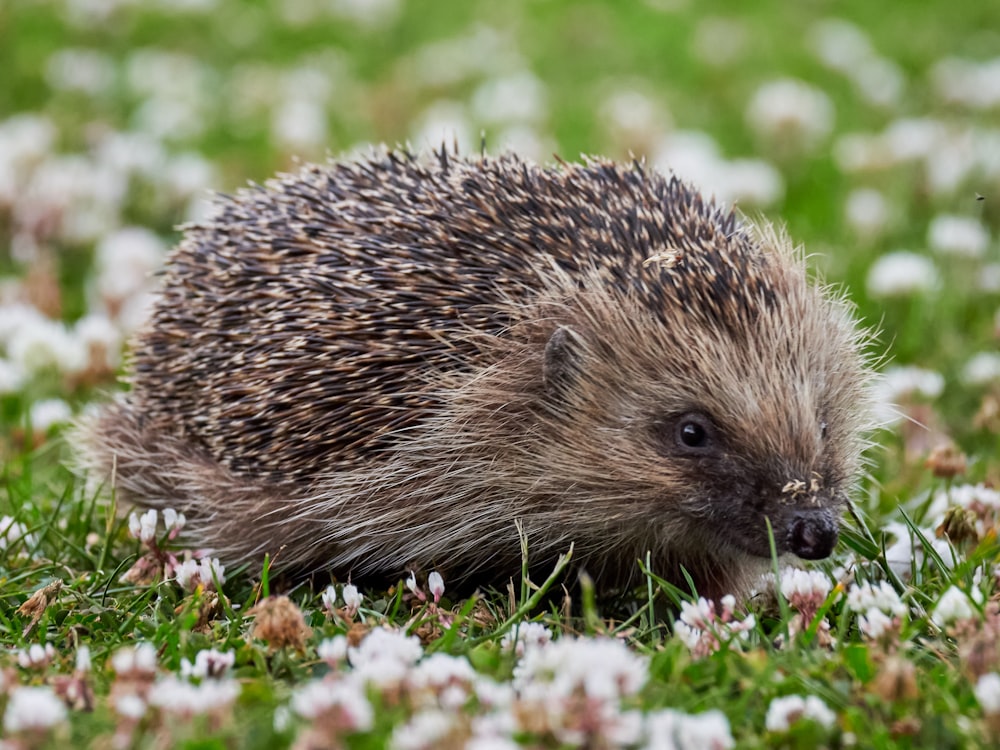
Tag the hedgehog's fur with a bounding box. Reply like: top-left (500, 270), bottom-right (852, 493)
top-left (79, 149), bottom-right (873, 599)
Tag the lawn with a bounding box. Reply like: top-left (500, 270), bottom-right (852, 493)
top-left (1, 0), bottom-right (999, 747)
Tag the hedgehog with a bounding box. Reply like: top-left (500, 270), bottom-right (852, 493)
top-left (78, 149), bottom-right (873, 600)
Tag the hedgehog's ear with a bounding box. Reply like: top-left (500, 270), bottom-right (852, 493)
top-left (543, 325), bottom-right (586, 397)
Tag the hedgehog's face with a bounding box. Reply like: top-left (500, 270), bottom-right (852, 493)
top-left (537, 256), bottom-right (870, 572)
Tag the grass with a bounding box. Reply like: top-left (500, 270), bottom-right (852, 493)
top-left (2, 0), bottom-right (1000, 747)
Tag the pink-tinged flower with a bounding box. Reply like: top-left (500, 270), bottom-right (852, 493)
top-left (111, 643), bottom-right (158, 678)
top-left (674, 596), bottom-right (756, 658)
top-left (342, 583), bottom-right (362, 615)
top-left (17, 642), bottom-right (55, 669)
top-left (427, 572), bottom-right (445, 603)
top-left (317, 636), bottom-right (348, 667)
top-left (148, 676), bottom-right (240, 716)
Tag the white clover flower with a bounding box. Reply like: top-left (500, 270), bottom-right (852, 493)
top-left (113, 692), bottom-right (148, 720)
top-left (500, 621), bottom-right (553, 658)
top-left (976, 673), bottom-right (1000, 714)
top-left (162, 508), bottom-right (186, 533)
top-left (111, 643), bottom-right (158, 676)
top-left (95, 227), bottom-right (166, 305)
top-left (8, 317), bottom-right (88, 376)
top-left (317, 635), bottom-right (348, 665)
top-left (932, 586), bottom-right (978, 627)
top-left (845, 188), bottom-right (890, 239)
top-left (290, 679), bottom-right (374, 730)
top-left (427, 572), bottom-right (445, 602)
top-left (846, 581), bottom-right (907, 617)
top-left (407, 652), bottom-right (476, 697)
top-left (405, 571), bottom-right (420, 596)
top-left (17, 642), bottom-right (55, 669)
top-left (3, 686), bottom-right (68, 733)
top-left (321, 584), bottom-right (337, 612)
top-left (513, 636), bottom-right (648, 703)
top-left (180, 648), bottom-right (234, 680)
top-left (765, 694), bottom-right (836, 732)
top-left (745, 78), bottom-right (834, 152)
top-left (174, 556), bottom-right (226, 591)
top-left (348, 627), bottom-right (423, 687)
top-left (963, 353), bottom-right (1000, 387)
top-left (779, 568), bottom-right (832, 604)
top-left (642, 708), bottom-right (735, 750)
top-left (129, 509), bottom-right (158, 543)
top-left (390, 708), bottom-right (457, 750)
top-left (928, 214), bottom-right (990, 258)
top-left (148, 676), bottom-right (240, 715)
top-left (858, 608), bottom-right (895, 640)
top-left (866, 252), bottom-right (938, 298)
top-left (342, 583), bottom-right (362, 612)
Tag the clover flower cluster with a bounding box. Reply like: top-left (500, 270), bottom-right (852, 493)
top-left (120, 508), bottom-right (226, 592)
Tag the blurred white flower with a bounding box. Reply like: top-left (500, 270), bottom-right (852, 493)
top-left (928, 214), bottom-right (990, 258)
top-left (0, 515), bottom-right (37, 551)
top-left (846, 581), bottom-right (907, 617)
top-left (691, 17), bottom-right (748, 68)
top-left (291, 678), bottom-right (373, 729)
top-left (780, 568), bottom-right (832, 603)
top-left (845, 188), bottom-right (890, 240)
top-left (148, 676), bottom-right (240, 715)
top-left (342, 583), bottom-right (362, 612)
top-left (932, 585), bottom-right (977, 626)
top-left (45, 48), bottom-right (115, 95)
top-left (75, 313), bottom-right (123, 371)
top-left (745, 79), bottom-right (834, 153)
top-left (8, 316), bottom-right (88, 375)
top-left (317, 635), bottom-right (348, 665)
top-left (391, 709), bottom-right (458, 750)
top-left (858, 608), bottom-right (895, 640)
top-left (427, 571), bottom-right (445, 602)
top-left (272, 98), bottom-right (328, 153)
top-left (111, 643), bottom-right (158, 676)
top-left (0, 359), bottom-right (25, 394)
top-left (113, 693), bottom-right (148, 720)
top-left (600, 88), bottom-right (671, 149)
top-left (931, 57), bottom-right (1000, 110)
top-left (348, 627), bottom-right (423, 688)
top-left (162, 508), bottom-right (186, 533)
top-left (765, 694), bottom-right (836, 732)
top-left (866, 251), bottom-right (937, 298)
top-left (653, 131), bottom-right (783, 207)
top-left (976, 673), bottom-right (1000, 714)
top-left (17, 642), bottom-right (55, 669)
top-left (642, 708), bottom-right (735, 750)
top-left (28, 398), bottom-right (73, 433)
top-left (963, 352), bottom-right (1000, 386)
top-left (411, 100), bottom-right (475, 153)
top-left (3, 686), bottom-right (68, 733)
top-left (883, 521), bottom-right (956, 580)
top-left (809, 19), bottom-right (874, 74)
top-left (472, 72), bottom-right (547, 125)
top-left (500, 622), bottom-right (553, 658)
top-left (95, 227), bottom-right (166, 308)
top-left (180, 649), bottom-right (234, 680)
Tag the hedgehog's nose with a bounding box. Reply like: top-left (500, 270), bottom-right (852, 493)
top-left (787, 509), bottom-right (839, 560)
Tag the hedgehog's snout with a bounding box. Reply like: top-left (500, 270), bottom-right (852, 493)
top-left (785, 508), bottom-right (839, 560)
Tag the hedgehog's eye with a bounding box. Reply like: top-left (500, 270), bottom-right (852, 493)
top-left (674, 412), bottom-right (717, 455)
